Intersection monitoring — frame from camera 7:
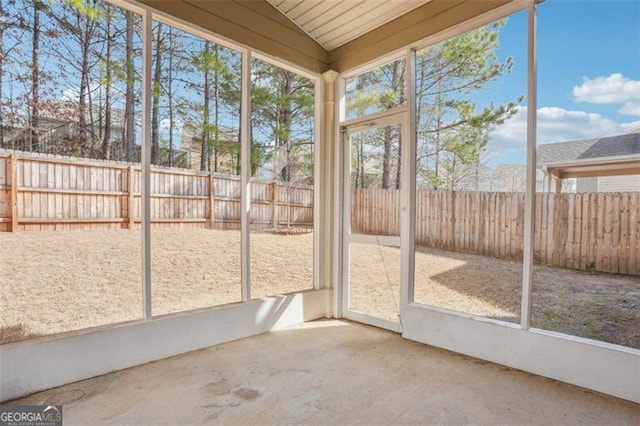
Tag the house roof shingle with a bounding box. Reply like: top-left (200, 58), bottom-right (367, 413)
top-left (537, 130), bottom-right (640, 166)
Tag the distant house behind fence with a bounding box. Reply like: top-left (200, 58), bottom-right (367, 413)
top-left (537, 127), bottom-right (640, 193)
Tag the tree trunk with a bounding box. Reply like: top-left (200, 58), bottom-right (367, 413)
top-left (381, 126), bottom-right (391, 189)
top-left (78, 18), bottom-right (92, 156)
top-left (0, 0), bottom-right (5, 147)
top-left (151, 23), bottom-right (162, 165)
top-left (30, 0), bottom-right (40, 152)
top-left (434, 125), bottom-right (440, 189)
top-left (354, 75), bottom-right (366, 188)
top-left (395, 129), bottom-right (401, 190)
top-left (86, 72), bottom-right (95, 154)
top-left (380, 62), bottom-right (400, 189)
top-left (279, 71), bottom-right (293, 182)
top-left (396, 64), bottom-right (405, 190)
top-left (358, 135), bottom-right (364, 188)
top-left (124, 11), bottom-right (135, 161)
top-left (383, 61), bottom-right (406, 189)
top-left (167, 27), bottom-right (174, 167)
top-left (433, 67), bottom-right (443, 190)
top-left (236, 82), bottom-right (242, 176)
top-left (200, 40), bottom-right (211, 172)
top-left (235, 145), bottom-right (241, 175)
top-left (415, 54), bottom-right (428, 181)
top-left (213, 44), bottom-right (219, 172)
top-left (449, 156), bottom-right (457, 191)
top-left (101, 5), bottom-right (113, 160)
top-left (85, 19), bottom-right (96, 155)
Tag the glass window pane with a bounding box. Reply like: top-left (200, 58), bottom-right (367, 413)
top-left (249, 58), bottom-right (315, 298)
top-left (350, 124), bottom-right (401, 236)
top-left (149, 22), bottom-right (243, 315)
top-left (346, 59), bottom-right (406, 120)
top-left (347, 122), bottom-right (402, 323)
top-left (413, 12), bottom-right (527, 323)
top-left (0, 0), bottom-right (143, 343)
top-left (532, 0), bottom-right (640, 348)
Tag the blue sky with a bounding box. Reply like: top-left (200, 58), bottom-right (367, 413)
top-left (487, 0), bottom-right (640, 165)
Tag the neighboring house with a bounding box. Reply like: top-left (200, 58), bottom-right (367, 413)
top-left (1, 101), bottom-right (127, 157)
top-left (254, 141), bottom-right (314, 184)
top-left (537, 129), bottom-right (640, 193)
top-left (575, 175), bottom-right (640, 193)
top-left (181, 125), bottom-right (240, 172)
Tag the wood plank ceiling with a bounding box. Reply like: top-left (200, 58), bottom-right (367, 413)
top-left (266, 0), bottom-right (433, 51)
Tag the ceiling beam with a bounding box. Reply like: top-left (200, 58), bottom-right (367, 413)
top-left (139, 0), bottom-right (330, 74)
top-left (328, 0), bottom-right (512, 72)
top-left (137, 0), bottom-right (519, 75)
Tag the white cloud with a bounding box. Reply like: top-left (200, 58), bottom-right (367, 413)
top-left (535, 106), bottom-right (640, 142)
top-left (159, 118), bottom-right (183, 132)
top-left (490, 74), bottom-right (640, 160)
top-left (572, 73), bottom-right (640, 116)
top-left (61, 87), bottom-right (79, 102)
top-left (489, 105), bottom-right (640, 155)
top-left (61, 83), bottom-right (127, 106)
top-left (619, 101), bottom-right (640, 116)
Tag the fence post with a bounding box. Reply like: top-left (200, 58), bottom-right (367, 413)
top-left (128, 165), bottom-right (135, 229)
top-left (287, 185), bottom-right (292, 228)
top-left (552, 193), bottom-right (563, 267)
top-left (450, 191), bottom-right (456, 250)
top-left (10, 154), bottom-right (18, 232)
top-left (272, 181), bottom-right (279, 228)
top-left (208, 173), bottom-right (215, 229)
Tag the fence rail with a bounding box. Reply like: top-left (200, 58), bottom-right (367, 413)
top-left (352, 188), bottom-right (640, 276)
top-left (0, 150), bottom-right (313, 232)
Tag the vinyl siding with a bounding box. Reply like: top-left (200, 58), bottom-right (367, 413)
top-left (597, 175), bottom-right (640, 192)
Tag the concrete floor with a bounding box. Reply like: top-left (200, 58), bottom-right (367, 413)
top-left (11, 320), bottom-right (640, 424)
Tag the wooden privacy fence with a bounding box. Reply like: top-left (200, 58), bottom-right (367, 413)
top-left (0, 150), bottom-right (313, 232)
top-left (1, 150), bottom-right (638, 276)
top-left (352, 189), bottom-right (640, 276)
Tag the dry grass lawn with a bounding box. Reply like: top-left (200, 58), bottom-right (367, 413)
top-left (1, 228), bottom-right (638, 348)
top-left (0, 228), bottom-right (313, 344)
top-left (350, 243), bottom-right (639, 348)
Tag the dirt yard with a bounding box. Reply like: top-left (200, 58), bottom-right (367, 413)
top-left (1, 229), bottom-right (638, 348)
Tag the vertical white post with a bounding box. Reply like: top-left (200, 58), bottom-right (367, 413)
top-left (321, 70), bottom-right (339, 315)
top-left (521, 0), bottom-right (537, 330)
top-left (400, 49), bottom-right (417, 313)
top-left (141, 11), bottom-right (153, 320)
top-left (333, 76), bottom-right (346, 318)
top-left (313, 77), bottom-right (323, 291)
top-left (340, 126), bottom-right (351, 318)
top-left (240, 49), bottom-right (252, 302)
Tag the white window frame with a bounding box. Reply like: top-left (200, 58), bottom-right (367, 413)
top-left (333, 0), bottom-right (639, 404)
top-left (19, 0), bottom-right (325, 324)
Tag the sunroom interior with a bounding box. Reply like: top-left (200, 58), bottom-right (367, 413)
top-left (1, 0), bottom-right (639, 417)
